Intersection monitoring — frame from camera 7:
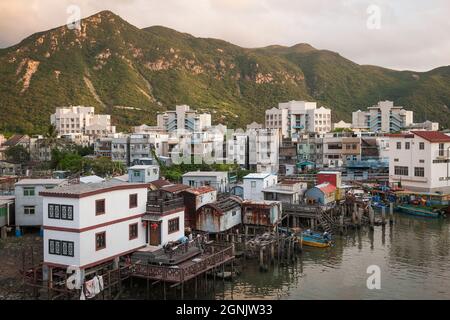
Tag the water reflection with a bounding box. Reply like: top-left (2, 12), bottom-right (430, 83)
top-left (223, 214), bottom-right (450, 300)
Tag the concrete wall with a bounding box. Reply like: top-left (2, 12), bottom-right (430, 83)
top-left (43, 187), bottom-right (148, 268)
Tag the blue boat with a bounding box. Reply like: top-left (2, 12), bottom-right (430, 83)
top-left (396, 204), bottom-right (442, 218)
top-left (301, 231), bottom-right (332, 248)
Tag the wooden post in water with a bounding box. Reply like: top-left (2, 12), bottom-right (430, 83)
top-left (270, 242), bottom-right (275, 265)
top-left (369, 207), bottom-right (375, 230)
top-left (389, 203), bottom-right (394, 225)
top-left (381, 206), bottom-right (386, 225)
top-left (339, 215), bottom-right (344, 234)
top-left (259, 246), bottom-right (265, 272)
top-left (357, 208), bottom-right (363, 228)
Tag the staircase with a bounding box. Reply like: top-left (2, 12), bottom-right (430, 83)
top-left (317, 209), bottom-right (334, 234)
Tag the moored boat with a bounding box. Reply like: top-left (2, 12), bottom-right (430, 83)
top-left (396, 204), bottom-right (443, 218)
top-left (301, 231), bottom-right (332, 248)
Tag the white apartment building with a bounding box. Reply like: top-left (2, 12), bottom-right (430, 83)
top-left (157, 105), bottom-right (212, 132)
top-left (265, 101), bottom-right (332, 139)
top-left (51, 106), bottom-right (116, 136)
top-left (247, 128), bottom-right (280, 173)
top-left (388, 131), bottom-right (450, 193)
top-left (352, 101), bottom-right (413, 133)
top-left (40, 181), bottom-right (149, 269)
top-left (226, 131), bottom-right (248, 167)
top-left (243, 173), bottom-right (278, 201)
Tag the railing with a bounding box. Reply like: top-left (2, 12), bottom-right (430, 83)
top-left (146, 197), bottom-right (185, 214)
top-left (132, 245), bottom-right (233, 283)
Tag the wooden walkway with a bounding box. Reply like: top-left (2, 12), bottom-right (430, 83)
top-left (130, 244), bottom-right (234, 284)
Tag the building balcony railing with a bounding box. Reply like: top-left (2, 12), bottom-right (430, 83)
top-left (145, 197), bottom-right (185, 215)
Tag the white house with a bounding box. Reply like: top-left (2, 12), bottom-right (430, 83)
top-left (128, 165), bottom-right (160, 183)
top-left (243, 173), bottom-right (278, 201)
top-left (388, 131), bottom-right (450, 193)
top-left (182, 171), bottom-right (229, 192)
top-left (40, 181), bottom-right (149, 270)
top-left (15, 179), bottom-right (68, 228)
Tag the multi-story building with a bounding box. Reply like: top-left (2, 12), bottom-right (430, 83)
top-left (297, 133), bottom-right (324, 167)
top-left (322, 133), bottom-right (361, 168)
top-left (15, 179), bottom-right (68, 228)
top-left (352, 101), bottom-right (413, 133)
top-left (247, 128), bottom-right (280, 173)
top-left (226, 131), bottom-right (248, 167)
top-left (265, 101), bottom-right (332, 139)
top-left (388, 131), bottom-right (450, 193)
top-left (51, 106), bottom-right (116, 136)
top-left (157, 105), bottom-right (211, 132)
top-left (40, 181), bottom-right (149, 270)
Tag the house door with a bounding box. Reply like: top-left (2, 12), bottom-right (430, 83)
top-left (149, 221), bottom-right (161, 246)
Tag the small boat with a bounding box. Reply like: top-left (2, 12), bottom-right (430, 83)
top-left (396, 204), bottom-right (443, 218)
top-left (301, 231), bottom-right (332, 248)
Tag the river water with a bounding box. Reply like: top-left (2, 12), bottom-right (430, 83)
top-left (220, 213), bottom-right (450, 300)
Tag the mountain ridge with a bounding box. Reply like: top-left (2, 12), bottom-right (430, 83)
top-left (0, 10), bottom-right (449, 134)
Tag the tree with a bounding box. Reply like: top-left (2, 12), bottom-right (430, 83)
top-left (5, 145), bottom-right (30, 163)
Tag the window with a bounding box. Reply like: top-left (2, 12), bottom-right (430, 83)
top-left (49, 239), bottom-right (74, 257)
top-left (24, 206), bottom-right (35, 215)
top-left (405, 142), bottom-right (410, 150)
top-left (133, 170), bottom-right (140, 177)
top-left (23, 187), bottom-right (35, 196)
top-left (48, 204), bottom-right (74, 220)
top-left (232, 210), bottom-right (237, 216)
top-left (96, 199), bottom-right (105, 215)
top-left (129, 223), bottom-right (138, 240)
top-left (439, 143), bottom-right (445, 157)
top-left (419, 160), bottom-right (425, 163)
top-left (394, 166), bottom-right (409, 176)
top-left (129, 194), bottom-right (138, 208)
top-left (396, 142), bottom-right (401, 150)
top-left (394, 159), bottom-right (399, 162)
top-left (419, 142), bottom-right (425, 150)
top-left (168, 218), bottom-right (180, 234)
top-left (414, 167), bottom-right (425, 177)
top-left (95, 232), bottom-right (106, 251)
top-left (251, 181), bottom-right (256, 188)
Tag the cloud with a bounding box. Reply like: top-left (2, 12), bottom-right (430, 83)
top-left (0, 0), bottom-right (448, 71)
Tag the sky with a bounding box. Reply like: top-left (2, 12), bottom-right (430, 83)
top-left (0, 0), bottom-right (449, 72)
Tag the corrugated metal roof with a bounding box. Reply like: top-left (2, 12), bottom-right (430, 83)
top-left (160, 184), bottom-right (191, 193)
top-left (184, 186), bottom-right (216, 195)
top-left (150, 179), bottom-right (171, 189)
top-left (314, 183), bottom-right (336, 194)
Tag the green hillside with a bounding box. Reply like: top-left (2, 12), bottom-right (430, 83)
top-left (0, 10), bottom-right (449, 134)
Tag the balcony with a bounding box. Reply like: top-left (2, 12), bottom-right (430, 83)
top-left (145, 197), bottom-right (185, 215)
